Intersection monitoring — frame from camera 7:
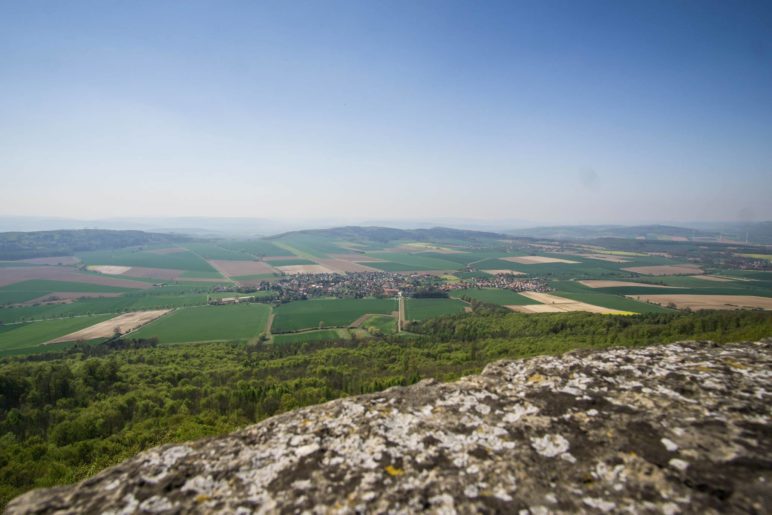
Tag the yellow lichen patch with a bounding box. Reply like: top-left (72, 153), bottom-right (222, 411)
top-left (195, 494), bottom-right (211, 504)
top-left (722, 358), bottom-right (748, 369)
top-left (385, 465), bottom-right (404, 477)
top-left (527, 373), bottom-right (545, 383)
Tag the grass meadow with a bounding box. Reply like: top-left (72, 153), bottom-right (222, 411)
top-left (405, 298), bottom-right (467, 320)
top-left (271, 298), bottom-right (397, 332)
top-left (131, 304), bottom-right (271, 343)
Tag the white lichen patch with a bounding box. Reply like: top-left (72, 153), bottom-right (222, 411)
top-left (530, 434), bottom-right (570, 458)
top-left (661, 438), bottom-right (678, 452)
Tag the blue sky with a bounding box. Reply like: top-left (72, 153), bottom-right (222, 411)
top-left (1, 0), bottom-right (770, 224)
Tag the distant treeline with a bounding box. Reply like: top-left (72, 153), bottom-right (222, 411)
top-left (0, 230), bottom-right (190, 260)
top-left (0, 309), bottom-right (769, 507)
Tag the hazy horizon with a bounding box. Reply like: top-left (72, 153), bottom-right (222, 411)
top-left (2, 1), bottom-right (771, 223)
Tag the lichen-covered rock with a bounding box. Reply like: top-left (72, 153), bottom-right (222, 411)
top-left (7, 340), bottom-right (771, 514)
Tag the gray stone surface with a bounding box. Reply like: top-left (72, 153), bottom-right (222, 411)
top-left (6, 340), bottom-right (771, 514)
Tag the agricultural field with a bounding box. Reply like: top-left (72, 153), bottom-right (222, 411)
top-left (47, 310), bottom-right (170, 344)
top-left (450, 288), bottom-right (532, 305)
top-left (179, 242), bottom-right (247, 261)
top-left (622, 264), bottom-right (704, 276)
top-left (0, 314), bottom-right (114, 356)
top-left (272, 298), bottom-right (397, 332)
top-left (365, 252), bottom-right (463, 271)
top-left (405, 298), bottom-right (467, 320)
top-left (217, 240), bottom-right (291, 257)
top-left (131, 303), bottom-right (271, 343)
top-left (548, 291), bottom-right (671, 314)
top-left (361, 314), bottom-right (398, 334)
top-left (627, 294), bottom-right (772, 311)
top-left (77, 248), bottom-right (217, 273)
top-left (0, 293), bottom-right (211, 323)
top-left (271, 234), bottom-right (348, 258)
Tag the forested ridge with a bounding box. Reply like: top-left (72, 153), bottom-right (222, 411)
top-left (0, 230), bottom-right (189, 260)
top-left (1, 309), bottom-right (770, 506)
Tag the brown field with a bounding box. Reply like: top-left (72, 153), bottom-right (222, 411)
top-left (277, 264), bottom-right (333, 275)
top-left (209, 260), bottom-right (277, 277)
top-left (0, 266), bottom-right (150, 289)
top-left (46, 310), bottom-right (171, 344)
top-left (18, 256), bottom-right (81, 266)
top-left (316, 259), bottom-right (380, 273)
top-left (573, 254), bottom-right (630, 263)
top-left (508, 304), bottom-right (565, 313)
top-left (627, 294), bottom-right (772, 311)
top-left (578, 280), bottom-right (674, 289)
top-left (146, 247), bottom-right (186, 255)
top-left (510, 291), bottom-right (632, 315)
top-left (622, 264), bottom-right (703, 276)
top-left (501, 256), bottom-right (579, 265)
top-left (121, 267), bottom-right (184, 280)
top-left (87, 265), bottom-right (132, 275)
top-left (483, 269), bottom-right (525, 276)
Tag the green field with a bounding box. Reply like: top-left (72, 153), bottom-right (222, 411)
top-left (362, 314), bottom-right (397, 334)
top-left (450, 288), bottom-right (532, 305)
top-left (271, 328), bottom-right (350, 344)
top-left (131, 304), bottom-right (271, 343)
top-left (218, 240), bottom-right (290, 257)
top-left (0, 290), bottom-right (49, 306)
top-left (232, 274), bottom-right (279, 281)
top-left (553, 291), bottom-right (674, 313)
top-left (0, 294), bottom-right (213, 324)
top-left (0, 279), bottom-right (140, 306)
top-left (180, 242), bottom-right (247, 260)
top-left (77, 248), bottom-right (216, 273)
top-left (419, 250), bottom-right (515, 265)
top-left (405, 298), bottom-right (467, 320)
top-left (180, 270), bottom-right (224, 279)
top-left (366, 252), bottom-right (463, 271)
top-left (272, 298), bottom-right (397, 332)
top-left (272, 235), bottom-right (347, 258)
top-left (0, 315), bottom-right (114, 356)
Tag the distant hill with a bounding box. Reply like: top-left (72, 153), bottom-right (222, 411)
top-left (269, 226), bottom-right (506, 244)
top-left (0, 229), bottom-right (191, 260)
top-left (505, 224), bottom-right (717, 241)
top-left (680, 221), bottom-right (772, 245)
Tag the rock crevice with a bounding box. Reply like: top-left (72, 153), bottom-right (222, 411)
top-left (7, 340), bottom-right (771, 514)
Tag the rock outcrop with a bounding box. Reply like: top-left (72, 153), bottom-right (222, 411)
top-left (7, 340), bottom-right (771, 514)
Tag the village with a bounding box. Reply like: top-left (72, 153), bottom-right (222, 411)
top-left (210, 270), bottom-right (549, 304)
